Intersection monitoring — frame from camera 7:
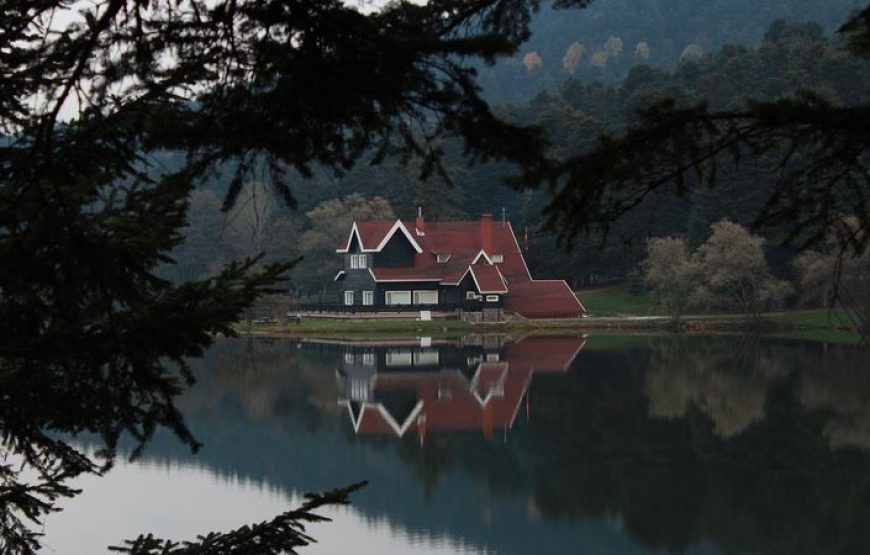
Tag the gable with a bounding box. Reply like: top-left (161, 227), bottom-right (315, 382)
top-left (337, 220), bottom-right (423, 254)
top-left (376, 220), bottom-right (423, 253)
top-left (374, 231), bottom-right (417, 267)
top-left (348, 232), bottom-right (361, 253)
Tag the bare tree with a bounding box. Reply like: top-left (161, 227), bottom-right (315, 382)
top-left (643, 237), bottom-right (701, 326)
top-left (795, 218), bottom-right (870, 341)
top-left (695, 221), bottom-right (791, 323)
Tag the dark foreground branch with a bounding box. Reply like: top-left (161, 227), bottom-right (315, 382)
top-left (109, 481), bottom-right (368, 555)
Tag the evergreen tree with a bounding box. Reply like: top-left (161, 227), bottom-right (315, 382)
top-left (0, 1), bottom-right (562, 551)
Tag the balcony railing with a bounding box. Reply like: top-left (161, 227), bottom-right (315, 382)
top-left (293, 302), bottom-right (467, 314)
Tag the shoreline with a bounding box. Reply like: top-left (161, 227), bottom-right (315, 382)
top-left (233, 310), bottom-right (860, 343)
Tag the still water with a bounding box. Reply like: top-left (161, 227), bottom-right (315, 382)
top-left (43, 334), bottom-right (870, 554)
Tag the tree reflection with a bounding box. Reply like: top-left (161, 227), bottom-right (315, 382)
top-left (49, 335), bottom-right (870, 555)
top-left (522, 336), bottom-right (870, 555)
top-left (644, 335), bottom-right (790, 437)
top-left (0, 334), bottom-right (360, 554)
top-left (320, 335), bottom-right (870, 555)
top-left (1, 351), bottom-right (199, 552)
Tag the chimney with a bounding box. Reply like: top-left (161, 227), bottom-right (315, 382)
top-left (415, 206), bottom-right (425, 236)
top-left (480, 212), bottom-right (492, 254)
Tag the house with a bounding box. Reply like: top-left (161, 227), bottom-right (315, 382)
top-left (335, 210), bottom-right (586, 319)
top-left (335, 335), bottom-right (587, 439)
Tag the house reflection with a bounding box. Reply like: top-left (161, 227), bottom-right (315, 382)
top-left (335, 335), bottom-right (586, 440)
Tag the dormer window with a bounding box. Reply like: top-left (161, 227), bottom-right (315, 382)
top-left (350, 254), bottom-right (367, 269)
top-left (436, 253), bottom-right (452, 264)
top-left (491, 254), bottom-right (504, 263)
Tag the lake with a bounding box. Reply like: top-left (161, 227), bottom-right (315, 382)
top-left (42, 334), bottom-right (870, 554)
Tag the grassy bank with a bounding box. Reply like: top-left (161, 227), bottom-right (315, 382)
top-left (236, 310), bottom-right (858, 341)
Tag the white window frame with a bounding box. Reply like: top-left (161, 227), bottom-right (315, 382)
top-left (349, 254), bottom-right (367, 269)
top-left (350, 378), bottom-right (370, 401)
top-left (485, 295), bottom-right (499, 302)
top-left (385, 350), bottom-right (413, 366)
top-left (362, 291), bottom-right (374, 306)
top-left (486, 353), bottom-right (500, 362)
top-left (413, 350), bottom-right (440, 365)
top-left (344, 290), bottom-right (354, 305)
top-left (362, 352), bottom-right (375, 366)
top-left (465, 291), bottom-right (479, 300)
top-left (385, 290), bottom-right (412, 305)
top-left (491, 254), bottom-right (504, 263)
top-left (413, 290), bottom-right (439, 305)
top-left (344, 353), bottom-right (354, 364)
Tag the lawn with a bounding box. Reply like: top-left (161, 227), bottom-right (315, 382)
top-left (576, 283), bottom-right (657, 317)
top-left (764, 308), bottom-right (854, 329)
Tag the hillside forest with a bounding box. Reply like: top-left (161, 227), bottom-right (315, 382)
top-left (165, 13), bottom-right (870, 314)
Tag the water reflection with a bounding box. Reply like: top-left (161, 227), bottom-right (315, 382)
top-left (44, 334), bottom-right (870, 555)
top-left (44, 458), bottom-right (483, 555)
top-left (334, 336), bottom-right (585, 440)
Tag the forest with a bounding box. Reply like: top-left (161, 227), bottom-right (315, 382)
top-left (167, 15), bottom-right (870, 310)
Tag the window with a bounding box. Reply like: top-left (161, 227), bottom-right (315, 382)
top-left (485, 295), bottom-right (499, 302)
top-left (467, 356), bottom-right (480, 366)
top-left (349, 254), bottom-right (367, 269)
top-left (362, 352), bottom-right (375, 366)
top-left (413, 350), bottom-right (440, 365)
top-left (465, 291), bottom-right (479, 300)
top-left (385, 291), bottom-right (412, 305)
top-left (436, 253), bottom-right (451, 263)
top-left (413, 290), bottom-right (439, 305)
top-left (385, 350), bottom-right (413, 366)
top-left (344, 353), bottom-right (354, 364)
top-left (486, 353), bottom-right (500, 362)
top-left (491, 254), bottom-right (504, 263)
top-left (362, 291), bottom-right (374, 306)
top-left (344, 290), bottom-right (354, 305)
top-left (350, 378), bottom-right (370, 402)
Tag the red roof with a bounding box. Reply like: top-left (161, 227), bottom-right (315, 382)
top-left (339, 216), bottom-right (586, 318)
top-left (502, 336), bottom-right (587, 372)
top-left (351, 369), bottom-right (530, 437)
top-left (470, 265), bottom-right (508, 293)
top-left (503, 280), bottom-right (585, 319)
top-left (353, 221), bottom-right (395, 248)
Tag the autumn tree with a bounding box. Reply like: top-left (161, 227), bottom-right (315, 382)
top-left (643, 237), bottom-right (701, 325)
top-left (694, 221), bottom-right (791, 322)
top-left (562, 42), bottom-right (585, 74)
